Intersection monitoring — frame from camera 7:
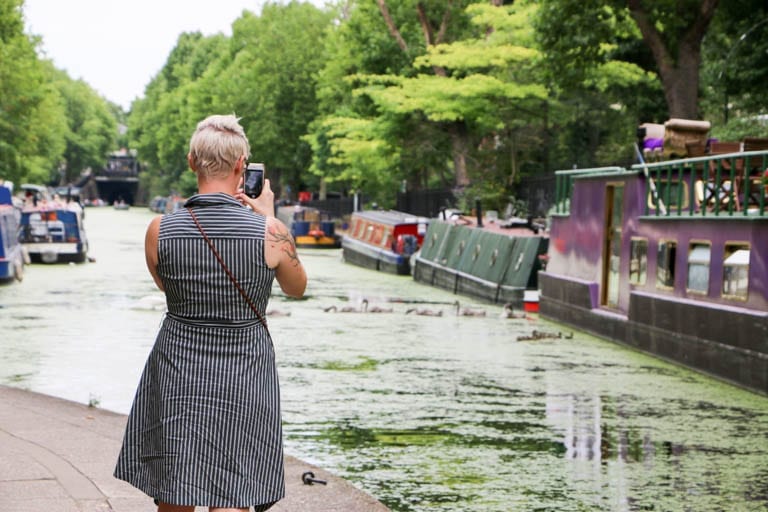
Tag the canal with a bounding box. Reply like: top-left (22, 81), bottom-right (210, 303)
top-left (1, 207), bottom-right (767, 511)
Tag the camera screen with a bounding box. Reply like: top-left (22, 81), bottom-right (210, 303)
top-left (245, 171), bottom-right (261, 188)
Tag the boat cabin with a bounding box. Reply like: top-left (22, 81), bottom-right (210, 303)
top-left (540, 148), bottom-right (768, 394)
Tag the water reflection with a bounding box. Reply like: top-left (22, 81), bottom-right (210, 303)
top-left (1, 209), bottom-right (767, 511)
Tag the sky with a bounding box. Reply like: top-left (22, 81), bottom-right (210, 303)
top-left (23, 0), bottom-right (328, 111)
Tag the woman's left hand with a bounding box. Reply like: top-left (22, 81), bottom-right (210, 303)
top-left (236, 178), bottom-right (275, 217)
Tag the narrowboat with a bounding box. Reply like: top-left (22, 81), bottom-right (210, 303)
top-left (413, 215), bottom-right (548, 307)
top-left (277, 205), bottom-right (341, 249)
top-left (540, 146), bottom-right (768, 394)
top-left (342, 210), bottom-right (428, 274)
top-left (0, 185), bottom-right (24, 283)
top-left (19, 185), bottom-right (89, 264)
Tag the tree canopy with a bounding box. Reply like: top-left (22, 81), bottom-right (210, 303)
top-left (4, 0), bottom-right (766, 210)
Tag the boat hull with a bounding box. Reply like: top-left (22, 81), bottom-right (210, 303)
top-left (24, 242), bottom-right (88, 264)
top-left (413, 220), bottom-right (547, 306)
top-left (342, 235), bottom-right (410, 275)
top-left (0, 248), bottom-right (24, 283)
top-left (540, 271), bottom-right (768, 394)
top-left (0, 189), bottom-right (24, 283)
top-left (295, 234), bottom-right (341, 249)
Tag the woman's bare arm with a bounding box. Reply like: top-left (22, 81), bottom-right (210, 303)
top-left (145, 216), bottom-right (164, 291)
top-left (264, 216), bottom-right (307, 298)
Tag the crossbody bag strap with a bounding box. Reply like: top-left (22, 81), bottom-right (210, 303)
top-left (186, 207), bottom-right (269, 334)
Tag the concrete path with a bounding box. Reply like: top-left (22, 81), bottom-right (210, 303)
top-left (0, 385), bottom-right (390, 512)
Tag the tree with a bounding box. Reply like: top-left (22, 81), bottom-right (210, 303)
top-left (700, 0), bottom-right (768, 131)
top-left (51, 69), bottom-right (117, 184)
top-left (224, 2), bottom-right (333, 198)
top-left (127, 32), bottom-right (231, 196)
top-left (537, 0), bottom-right (720, 120)
top-left (0, 0), bottom-right (66, 184)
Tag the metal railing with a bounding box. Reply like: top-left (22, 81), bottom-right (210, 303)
top-left (553, 151), bottom-right (768, 218)
top-left (635, 150), bottom-right (768, 217)
top-left (553, 167), bottom-right (627, 215)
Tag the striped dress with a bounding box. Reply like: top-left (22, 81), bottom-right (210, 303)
top-left (114, 193), bottom-right (283, 510)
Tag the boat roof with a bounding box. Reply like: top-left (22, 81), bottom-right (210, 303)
top-left (352, 210), bottom-right (428, 225)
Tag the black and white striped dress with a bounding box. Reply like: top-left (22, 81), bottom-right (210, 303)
top-left (114, 193), bottom-right (283, 510)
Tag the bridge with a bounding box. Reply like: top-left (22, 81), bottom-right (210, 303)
top-left (93, 153), bottom-right (140, 205)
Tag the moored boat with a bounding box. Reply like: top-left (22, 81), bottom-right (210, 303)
top-left (0, 185), bottom-right (24, 283)
top-left (540, 147), bottom-right (768, 394)
top-left (413, 214), bottom-right (548, 307)
top-left (18, 185), bottom-right (89, 264)
top-left (277, 205), bottom-right (341, 249)
top-left (342, 210), bottom-right (428, 274)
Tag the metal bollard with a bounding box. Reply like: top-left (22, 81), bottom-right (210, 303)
top-left (301, 471), bottom-right (328, 485)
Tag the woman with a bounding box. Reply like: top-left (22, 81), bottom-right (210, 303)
top-left (115, 114), bottom-right (307, 512)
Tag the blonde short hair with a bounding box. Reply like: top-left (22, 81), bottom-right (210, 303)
top-left (188, 114), bottom-right (251, 180)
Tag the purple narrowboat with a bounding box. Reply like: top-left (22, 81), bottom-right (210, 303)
top-left (540, 148), bottom-right (768, 395)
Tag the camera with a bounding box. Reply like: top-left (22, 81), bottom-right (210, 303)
top-left (243, 163), bottom-right (265, 198)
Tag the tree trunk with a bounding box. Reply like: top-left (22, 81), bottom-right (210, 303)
top-left (627, 0), bottom-right (719, 119)
top-left (378, 0), bottom-right (471, 188)
top-left (448, 122), bottom-right (470, 187)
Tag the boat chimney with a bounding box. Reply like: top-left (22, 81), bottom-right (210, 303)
top-left (475, 198), bottom-right (483, 227)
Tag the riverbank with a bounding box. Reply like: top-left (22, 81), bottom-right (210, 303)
top-left (0, 385), bottom-right (390, 512)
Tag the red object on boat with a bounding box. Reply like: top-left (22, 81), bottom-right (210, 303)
top-left (523, 290), bottom-right (539, 313)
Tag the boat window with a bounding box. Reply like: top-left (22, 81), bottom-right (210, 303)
top-left (656, 240), bottom-right (676, 289)
top-left (686, 242), bottom-right (711, 294)
top-left (629, 238), bottom-right (647, 285)
top-left (723, 243), bottom-right (750, 300)
top-left (371, 225), bottom-right (385, 245)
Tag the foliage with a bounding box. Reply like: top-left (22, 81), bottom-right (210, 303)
top-left (51, 68), bottom-right (117, 183)
top-left (0, 0), bottom-right (121, 187)
top-left (0, 0), bottom-right (59, 184)
top-left (6, 0), bottom-right (763, 212)
top-left (699, 0), bottom-right (768, 127)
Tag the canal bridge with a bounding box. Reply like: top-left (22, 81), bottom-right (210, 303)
top-left (93, 152), bottom-right (141, 205)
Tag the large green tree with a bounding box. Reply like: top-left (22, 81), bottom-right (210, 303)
top-left (51, 68), bottom-right (117, 184)
top-left (0, 0), bottom-right (64, 184)
top-left (224, 2), bottom-right (332, 198)
top-left (128, 32), bottom-right (231, 196)
top-left (536, 0), bottom-right (720, 120)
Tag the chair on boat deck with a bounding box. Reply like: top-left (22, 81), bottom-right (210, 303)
top-left (742, 137), bottom-right (768, 208)
top-left (697, 141), bottom-right (744, 211)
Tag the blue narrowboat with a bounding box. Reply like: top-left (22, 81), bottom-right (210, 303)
top-left (0, 185), bottom-right (24, 283)
top-left (277, 205), bottom-right (341, 249)
top-left (19, 185), bottom-right (89, 264)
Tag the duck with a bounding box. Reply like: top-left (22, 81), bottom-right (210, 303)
top-left (323, 304), bottom-right (362, 313)
top-left (362, 298), bottom-right (394, 313)
top-left (516, 330), bottom-right (571, 341)
top-left (453, 300), bottom-right (486, 317)
top-left (405, 307), bottom-right (443, 316)
top-left (500, 303), bottom-right (527, 319)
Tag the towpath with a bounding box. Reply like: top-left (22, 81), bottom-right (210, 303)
top-left (0, 385), bottom-right (390, 512)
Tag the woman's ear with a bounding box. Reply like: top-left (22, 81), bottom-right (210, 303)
top-left (187, 153), bottom-right (197, 172)
top-left (235, 154), bottom-right (246, 175)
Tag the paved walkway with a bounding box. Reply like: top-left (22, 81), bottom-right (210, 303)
top-left (0, 385), bottom-right (390, 512)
